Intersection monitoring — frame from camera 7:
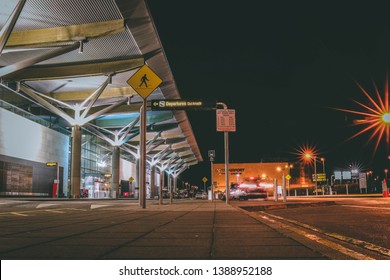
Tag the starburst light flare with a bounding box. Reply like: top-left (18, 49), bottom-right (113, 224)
top-left (335, 79), bottom-right (390, 154)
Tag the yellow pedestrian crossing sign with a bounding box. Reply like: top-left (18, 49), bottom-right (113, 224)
top-left (202, 177), bottom-right (208, 183)
top-left (285, 174), bottom-right (291, 180)
top-left (127, 64), bottom-right (162, 99)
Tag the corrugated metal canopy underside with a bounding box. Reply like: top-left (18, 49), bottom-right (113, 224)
top-left (0, 0), bottom-right (202, 167)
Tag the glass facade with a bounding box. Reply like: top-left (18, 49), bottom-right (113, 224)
top-left (80, 130), bottom-right (112, 198)
top-left (0, 87), bottom-right (160, 199)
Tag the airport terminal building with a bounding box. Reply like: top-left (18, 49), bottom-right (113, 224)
top-left (0, 0), bottom-right (202, 198)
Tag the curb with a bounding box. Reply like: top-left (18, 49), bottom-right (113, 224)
top-left (240, 201), bottom-right (336, 212)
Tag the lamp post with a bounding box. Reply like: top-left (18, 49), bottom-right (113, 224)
top-left (366, 171), bottom-right (372, 191)
top-left (305, 152), bottom-right (317, 195)
top-left (320, 158), bottom-right (325, 173)
top-left (286, 164), bottom-right (293, 196)
top-left (320, 158), bottom-right (325, 195)
top-left (277, 166), bottom-right (287, 202)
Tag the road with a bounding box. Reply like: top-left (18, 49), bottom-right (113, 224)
top-left (235, 196), bottom-right (390, 260)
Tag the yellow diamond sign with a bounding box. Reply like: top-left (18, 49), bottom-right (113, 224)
top-left (127, 64), bottom-right (162, 99)
top-left (285, 174), bottom-right (291, 180)
top-left (202, 177), bottom-right (208, 183)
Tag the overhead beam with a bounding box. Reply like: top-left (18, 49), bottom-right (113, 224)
top-left (4, 57), bottom-right (144, 81)
top-left (51, 86), bottom-right (138, 101)
top-left (0, 0), bottom-right (26, 55)
top-left (3, 19), bottom-right (125, 49)
top-left (65, 103), bottom-right (142, 117)
top-left (0, 41), bottom-right (81, 78)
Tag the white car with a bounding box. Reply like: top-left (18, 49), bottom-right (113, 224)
top-left (222, 188), bottom-right (248, 200)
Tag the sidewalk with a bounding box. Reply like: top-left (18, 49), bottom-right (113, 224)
top-left (0, 200), bottom-right (328, 260)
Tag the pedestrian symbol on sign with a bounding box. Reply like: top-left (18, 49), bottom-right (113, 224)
top-left (139, 74), bottom-right (149, 88)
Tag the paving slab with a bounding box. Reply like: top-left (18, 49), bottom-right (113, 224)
top-left (0, 199), bottom-right (328, 260)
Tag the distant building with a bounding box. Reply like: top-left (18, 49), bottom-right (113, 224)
top-left (211, 162), bottom-right (316, 194)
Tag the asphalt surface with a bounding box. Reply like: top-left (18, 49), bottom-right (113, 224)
top-left (0, 198), bottom-right (329, 260)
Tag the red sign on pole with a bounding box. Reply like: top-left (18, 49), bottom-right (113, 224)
top-left (216, 109), bottom-right (236, 132)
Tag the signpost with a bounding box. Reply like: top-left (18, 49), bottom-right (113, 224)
top-left (216, 109), bottom-right (236, 132)
top-left (127, 65), bottom-right (162, 99)
top-left (202, 176), bottom-right (208, 193)
top-left (127, 65), bottom-right (162, 208)
top-left (151, 100), bottom-right (211, 110)
top-left (285, 174), bottom-right (291, 197)
top-left (208, 150), bottom-right (215, 201)
top-left (216, 103), bottom-right (235, 204)
top-left (312, 173), bottom-right (327, 182)
top-left (359, 172), bottom-right (367, 193)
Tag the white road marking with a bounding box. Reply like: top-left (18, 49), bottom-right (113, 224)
top-left (261, 211), bottom-right (390, 258)
top-left (36, 203), bottom-right (58, 208)
top-left (259, 214), bottom-right (373, 260)
top-left (340, 204), bottom-right (390, 211)
top-left (10, 212), bottom-right (29, 217)
top-left (90, 204), bottom-right (111, 209)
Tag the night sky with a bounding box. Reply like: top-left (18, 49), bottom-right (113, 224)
top-left (147, 0), bottom-right (390, 185)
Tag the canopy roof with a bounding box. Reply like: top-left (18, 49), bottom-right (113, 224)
top-left (0, 0), bottom-right (203, 169)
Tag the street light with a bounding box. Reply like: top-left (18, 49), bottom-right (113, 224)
top-left (294, 144), bottom-right (320, 196)
top-left (236, 173), bottom-right (240, 183)
top-left (276, 166), bottom-right (287, 202)
top-left (285, 164), bottom-right (293, 196)
top-left (320, 158), bottom-right (326, 195)
top-left (320, 158), bottom-right (325, 173)
top-left (304, 152), bottom-right (318, 195)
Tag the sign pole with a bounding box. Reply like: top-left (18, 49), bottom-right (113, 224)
top-left (139, 100), bottom-right (146, 208)
top-left (211, 160), bottom-right (213, 202)
top-left (224, 130), bottom-right (229, 204)
top-left (216, 102), bottom-right (232, 205)
top-left (208, 150), bottom-right (215, 202)
top-left (127, 64), bottom-right (162, 209)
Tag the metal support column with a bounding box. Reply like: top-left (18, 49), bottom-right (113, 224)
top-left (159, 169), bottom-right (164, 205)
top-left (150, 165), bottom-right (156, 199)
top-left (111, 146), bottom-right (120, 198)
top-left (70, 125), bottom-right (82, 198)
top-left (169, 174), bottom-right (173, 204)
top-left (136, 158), bottom-right (140, 199)
top-left (173, 176), bottom-right (177, 199)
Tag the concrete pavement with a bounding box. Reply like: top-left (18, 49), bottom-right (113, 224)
top-left (0, 199), bottom-right (328, 260)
